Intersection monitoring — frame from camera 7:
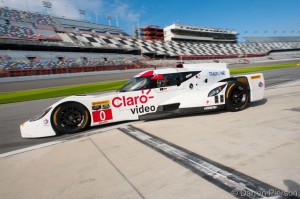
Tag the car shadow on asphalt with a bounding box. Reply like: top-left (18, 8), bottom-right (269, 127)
top-left (247, 98), bottom-right (268, 108)
top-left (143, 98), bottom-right (268, 123)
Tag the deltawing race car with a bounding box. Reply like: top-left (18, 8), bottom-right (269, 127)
top-left (20, 63), bottom-right (265, 138)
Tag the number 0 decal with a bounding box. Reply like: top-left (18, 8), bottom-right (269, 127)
top-left (92, 109), bottom-right (113, 123)
top-left (99, 111), bottom-right (106, 121)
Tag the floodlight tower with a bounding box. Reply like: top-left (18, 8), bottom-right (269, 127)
top-left (115, 15), bottom-right (119, 27)
top-left (95, 11), bottom-right (99, 24)
top-left (79, 9), bottom-right (86, 20)
top-left (42, 1), bottom-right (52, 15)
top-left (106, 15), bottom-right (112, 26)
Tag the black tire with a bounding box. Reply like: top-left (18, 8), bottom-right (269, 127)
top-left (51, 102), bottom-right (90, 134)
top-left (225, 81), bottom-right (249, 112)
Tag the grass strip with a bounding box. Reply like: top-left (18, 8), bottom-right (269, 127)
top-left (0, 80), bottom-right (126, 104)
top-left (230, 62), bottom-right (300, 74)
top-left (0, 62), bottom-right (299, 104)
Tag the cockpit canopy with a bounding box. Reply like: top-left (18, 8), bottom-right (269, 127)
top-left (119, 77), bottom-right (152, 92)
top-left (119, 71), bottom-right (200, 92)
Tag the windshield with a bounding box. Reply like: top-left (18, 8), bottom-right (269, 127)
top-left (119, 77), bottom-right (151, 92)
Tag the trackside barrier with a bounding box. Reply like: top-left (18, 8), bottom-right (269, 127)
top-left (1, 64), bottom-right (155, 77)
top-left (177, 54), bottom-right (265, 60)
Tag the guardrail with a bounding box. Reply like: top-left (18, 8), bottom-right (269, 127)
top-left (0, 64), bottom-right (153, 77)
top-left (176, 54), bottom-right (265, 60)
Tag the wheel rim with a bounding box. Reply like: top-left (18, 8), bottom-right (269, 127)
top-left (230, 88), bottom-right (246, 106)
top-left (58, 106), bottom-right (85, 129)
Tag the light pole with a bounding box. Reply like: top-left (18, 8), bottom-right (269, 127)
top-left (106, 15), bottom-right (112, 26)
top-left (79, 9), bottom-right (86, 20)
top-left (137, 18), bottom-right (140, 38)
top-left (115, 15), bottom-right (119, 27)
top-left (95, 11), bottom-right (99, 24)
top-left (42, 1), bottom-right (52, 15)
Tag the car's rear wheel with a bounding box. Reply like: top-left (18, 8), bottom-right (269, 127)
top-left (51, 102), bottom-right (90, 134)
top-left (225, 81), bottom-right (249, 112)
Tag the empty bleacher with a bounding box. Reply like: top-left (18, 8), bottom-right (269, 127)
top-left (0, 50), bottom-right (148, 77)
top-left (56, 31), bottom-right (300, 57)
top-left (1, 6), bottom-right (300, 58)
top-left (1, 6), bottom-right (300, 78)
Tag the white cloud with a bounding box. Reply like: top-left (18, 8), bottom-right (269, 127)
top-left (102, 0), bottom-right (144, 34)
top-left (110, 1), bottom-right (140, 23)
top-left (1, 0), bottom-right (143, 34)
top-left (1, 0), bottom-right (81, 19)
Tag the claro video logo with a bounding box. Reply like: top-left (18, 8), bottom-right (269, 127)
top-left (112, 89), bottom-right (154, 107)
top-left (112, 89), bottom-right (156, 114)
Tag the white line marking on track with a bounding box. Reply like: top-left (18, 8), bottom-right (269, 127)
top-left (119, 126), bottom-right (289, 199)
top-left (0, 121), bottom-right (141, 158)
top-left (0, 141), bottom-right (63, 158)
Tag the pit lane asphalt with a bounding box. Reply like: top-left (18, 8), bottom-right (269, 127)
top-left (0, 66), bottom-right (299, 154)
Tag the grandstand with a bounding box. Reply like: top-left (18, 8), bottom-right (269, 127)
top-left (164, 23), bottom-right (238, 43)
top-left (140, 25), bottom-right (164, 41)
top-left (1, 6), bottom-right (300, 77)
top-left (54, 17), bottom-right (128, 36)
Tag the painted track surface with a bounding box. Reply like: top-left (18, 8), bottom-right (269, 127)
top-left (0, 66), bottom-right (299, 155)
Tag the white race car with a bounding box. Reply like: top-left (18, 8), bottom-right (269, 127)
top-left (20, 63), bottom-right (265, 138)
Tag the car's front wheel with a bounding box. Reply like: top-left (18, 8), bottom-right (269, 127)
top-left (225, 81), bottom-right (249, 112)
top-left (51, 102), bottom-right (90, 134)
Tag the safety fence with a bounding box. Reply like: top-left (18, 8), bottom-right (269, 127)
top-left (0, 64), bottom-right (154, 77)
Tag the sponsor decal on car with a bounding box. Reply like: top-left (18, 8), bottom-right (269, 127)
top-left (251, 75), bottom-right (261, 79)
top-left (111, 89), bottom-right (156, 115)
top-left (186, 73), bottom-right (192, 78)
top-left (112, 89), bottom-right (154, 108)
top-left (259, 82), bottom-right (264, 87)
top-left (130, 105), bottom-right (156, 114)
top-left (92, 100), bottom-right (110, 110)
top-left (43, 119), bottom-right (49, 125)
top-left (204, 106), bottom-right (217, 110)
top-left (209, 71), bottom-right (225, 76)
top-left (92, 100), bottom-right (113, 123)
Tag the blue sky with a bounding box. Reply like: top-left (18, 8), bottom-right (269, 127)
top-left (2, 0), bottom-right (300, 41)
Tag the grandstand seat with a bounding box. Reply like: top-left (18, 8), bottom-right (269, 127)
top-left (0, 24), bottom-right (37, 39)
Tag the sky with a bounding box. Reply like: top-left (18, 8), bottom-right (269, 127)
top-left (1, 0), bottom-right (300, 41)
